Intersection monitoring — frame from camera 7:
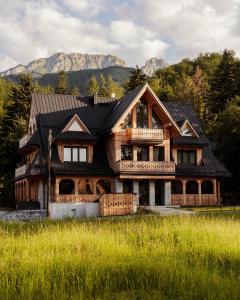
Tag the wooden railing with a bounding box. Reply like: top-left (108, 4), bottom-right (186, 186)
top-left (19, 134), bottom-right (31, 148)
top-left (116, 160), bottom-right (175, 174)
top-left (15, 164), bottom-right (28, 178)
top-left (99, 193), bottom-right (137, 216)
top-left (127, 128), bottom-right (163, 142)
top-left (53, 194), bottom-right (100, 203)
top-left (171, 194), bottom-right (217, 206)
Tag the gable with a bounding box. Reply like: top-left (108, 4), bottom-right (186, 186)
top-left (179, 119), bottom-right (199, 138)
top-left (62, 114), bottom-right (90, 133)
top-left (112, 83), bottom-right (182, 135)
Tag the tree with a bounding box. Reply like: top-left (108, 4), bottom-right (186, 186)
top-left (99, 74), bottom-right (108, 96)
top-left (0, 73), bottom-right (35, 206)
top-left (206, 50), bottom-right (238, 116)
top-left (87, 75), bottom-right (99, 95)
top-left (127, 66), bottom-right (147, 92)
top-left (71, 86), bottom-right (80, 96)
top-left (212, 97), bottom-right (240, 202)
top-left (106, 75), bottom-right (124, 99)
top-left (55, 70), bottom-right (68, 94)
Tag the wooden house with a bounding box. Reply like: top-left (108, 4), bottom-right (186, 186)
top-left (14, 83), bottom-right (230, 217)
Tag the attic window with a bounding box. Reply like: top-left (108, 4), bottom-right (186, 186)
top-left (181, 125), bottom-right (192, 136)
top-left (68, 121), bottom-right (83, 131)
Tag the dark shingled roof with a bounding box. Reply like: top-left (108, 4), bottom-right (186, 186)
top-left (21, 86), bottom-right (230, 178)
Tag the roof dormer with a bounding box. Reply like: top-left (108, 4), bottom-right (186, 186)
top-left (177, 119), bottom-right (199, 138)
top-left (62, 114), bottom-right (90, 134)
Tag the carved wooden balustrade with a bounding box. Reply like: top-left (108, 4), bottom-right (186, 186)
top-left (127, 128), bottom-right (163, 142)
top-left (171, 194), bottom-right (217, 206)
top-left (116, 160), bottom-right (175, 174)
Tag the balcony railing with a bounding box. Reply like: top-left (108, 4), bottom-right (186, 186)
top-left (53, 194), bottom-right (100, 203)
top-left (171, 194), bottom-right (217, 206)
top-left (19, 134), bottom-right (31, 148)
top-left (15, 164), bottom-right (28, 178)
top-left (116, 160), bottom-right (175, 174)
top-left (127, 128), bottom-right (163, 142)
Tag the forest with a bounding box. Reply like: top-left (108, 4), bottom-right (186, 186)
top-left (0, 49), bottom-right (239, 206)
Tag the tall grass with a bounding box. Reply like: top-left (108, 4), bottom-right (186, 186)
top-left (0, 215), bottom-right (240, 299)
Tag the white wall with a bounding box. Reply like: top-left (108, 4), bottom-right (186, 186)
top-left (49, 202), bottom-right (100, 219)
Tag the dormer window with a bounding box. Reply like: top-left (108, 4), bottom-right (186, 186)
top-left (177, 150), bottom-right (196, 165)
top-left (181, 125), bottom-right (192, 136)
top-left (64, 147), bottom-right (87, 162)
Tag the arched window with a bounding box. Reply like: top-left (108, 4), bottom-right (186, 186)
top-left (171, 181), bottom-right (183, 194)
top-left (201, 181), bottom-right (213, 194)
top-left (96, 179), bottom-right (111, 194)
top-left (78, 179), bottom-right (94, 194)
top-left (136, 98), bottom-right (148, 128)
top-left (186, 181), bottom-right (198, 194)
top-left (59, 179), bottom-right (75, 195)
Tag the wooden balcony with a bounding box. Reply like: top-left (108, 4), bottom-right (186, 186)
top-left (116, 160), bottom-right (175, 174)
top-left (19, 134), bottom-right (31, 148)
top-left (15, 164), bottom-right (28, 178)
top-left (53, 194), bottom-right (100, 203)
top-left (171, 194), bottom-right (217, 206)
top-left (127, 128), bottom-right (163, 143)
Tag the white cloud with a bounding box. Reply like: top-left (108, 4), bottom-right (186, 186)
top-left (0, 0), bottom-right (240, 71)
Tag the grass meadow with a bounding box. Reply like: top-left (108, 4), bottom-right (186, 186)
top-left (0, 214), bottom-right (240, 299)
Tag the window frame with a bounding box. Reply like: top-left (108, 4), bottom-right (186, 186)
top-left (121, 145), bottom-right (133, 161)
top-left (63, 146), bottom-right (87, 162)
top-left (137, 146), bottom-right (149, 161)
top-left (177, 150), bottom-right (196, 165)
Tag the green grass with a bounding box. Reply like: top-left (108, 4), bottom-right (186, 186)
top-left (0, 215), bottom-right (240, 299)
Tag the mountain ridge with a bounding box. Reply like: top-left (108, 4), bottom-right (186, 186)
top-left (0, 53), bottom-right (168, 77)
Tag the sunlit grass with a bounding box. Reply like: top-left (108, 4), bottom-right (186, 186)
top-left (0, 215), bottom-right (240, 299)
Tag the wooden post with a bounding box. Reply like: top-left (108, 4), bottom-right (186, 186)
top-left (197, 180), bottom-right (202, 205)
top-left (182, 180), bottom-right (187, 205)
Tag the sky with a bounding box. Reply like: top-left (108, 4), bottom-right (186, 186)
top-left (0, 0), bottom-right (240, 71)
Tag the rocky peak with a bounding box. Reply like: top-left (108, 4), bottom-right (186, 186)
top-left (141, 57), bottom-right (168, 76)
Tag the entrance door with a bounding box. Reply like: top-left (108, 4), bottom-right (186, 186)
top-left (155, 180), bottom-right (164, 205)
top-left (139, 180), bottom-right (149, 205)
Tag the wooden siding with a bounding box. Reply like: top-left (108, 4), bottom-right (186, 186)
top-left (171, 194), bottom-right (217, 206)
top-left (99, 193), bottom-right (137, 217)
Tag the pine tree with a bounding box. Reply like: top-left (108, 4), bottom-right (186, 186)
top-left (106, 75), bottom-right (124, 99)
top-left (206, 50), bottom-right (238, 116)
top-left (0, 73), bottom-right (35, 206)
top-left (87, 75), bottom-right (99, 95)
top-left (55, 70), bottom-right (68, 94)
top-left (127, 66), bottom-right (147, 92)
top-left (192, 66), bottom-right (207, 118)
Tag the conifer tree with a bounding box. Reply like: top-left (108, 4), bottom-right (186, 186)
top-left (206, 50), bottom-right (238, 116)
top-left (87, 75), bottom-right (99, 95)
top-left (127, 66), bottom-right (147, 92)
top-left (0, 73), bottom-right (35, 206)
top-left (55, 70), bottom-right (68, 94)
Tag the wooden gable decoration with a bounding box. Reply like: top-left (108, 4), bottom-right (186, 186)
top-left (112, 83), bottom-right (182, 136)
top-left (62, 114), bottom-right (90, 133)
top-left (180, 119), bottom-right (199, 138)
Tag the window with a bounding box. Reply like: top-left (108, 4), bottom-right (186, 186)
top-left (137, 146), bottom-right (149, 161)
top-left (64, 147), bottom-right (87, 162)
top-left (152, 110), bottom-right (163, 129)
top-left (153, 146), bottom-right (164, 161)
top-left (136, 98), bottom-right (148, 128)
top-left (177, 150), bottom-right (196, 165)
top-left (120, 113), bottom-right (132, 130)
top-left (121, 145), bottom-right (133, 160)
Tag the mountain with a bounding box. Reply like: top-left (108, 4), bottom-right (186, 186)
top-left (0, 53), bottom-right (127, 77)
top-left (141, 58), bottom-right (168, 76)
top-left (6, 66), bottom-right (134, 95)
